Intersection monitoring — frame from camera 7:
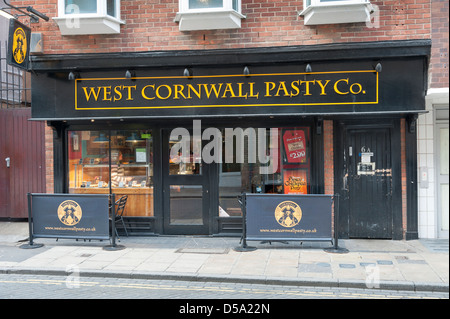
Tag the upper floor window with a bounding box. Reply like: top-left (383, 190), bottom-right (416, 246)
top-left (62, 0), bottom-right (118, 18)
top-left (184, 0), bottom-right (239, 11)
top-left (300, 0), bottom-right (373, 25)
top-left (175, 0), bottom-right (245, 31)
top-left (189, 0), bottom-right (223, 10)
top-left (54, 0), bottom-right (124, 35)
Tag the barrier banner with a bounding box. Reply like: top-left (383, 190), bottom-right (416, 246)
top-left (244, 194), bottom-right (333, 242)
top-left (30, 194), bottom-right (110, 240)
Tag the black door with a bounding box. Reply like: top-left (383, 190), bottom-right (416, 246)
top-left (162, 129), bottom-right (210, 235)
top-left (337, 123), bottom-right (398, 239)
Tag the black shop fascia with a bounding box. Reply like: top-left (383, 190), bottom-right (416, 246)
top-left (29, 40), bottom-right (430, 239)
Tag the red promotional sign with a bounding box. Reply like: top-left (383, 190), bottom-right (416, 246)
top-left (283, 129), bottom-right (307, 163)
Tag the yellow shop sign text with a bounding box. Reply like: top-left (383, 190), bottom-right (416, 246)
top-left (75, 71), bottom-right (378, 110)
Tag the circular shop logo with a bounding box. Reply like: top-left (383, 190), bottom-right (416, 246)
top-left (12, 27), bottom-right (27, 65)
top-left (58, 200), bottom-right (82, 226)
top-left (274, 201), bottom-right (302, 228)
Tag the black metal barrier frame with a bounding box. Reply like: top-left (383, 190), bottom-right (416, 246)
top-left (20, 193), bottom-right (125, 251)
top-left (235, 193), bottom-right (348, 254)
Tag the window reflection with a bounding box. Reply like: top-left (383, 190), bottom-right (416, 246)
top-left (65, 0), bottom-right (97, 14)
top-left (170, 185), bottom-right (203, 225)
top-left (169, 132), bottom-right (202, 175)
top-left (218, 127), bottom-right (311, 217)
top-left (189, 0), bottom-right (223, 9)
top-left (68, 130), bottom-right (154, 217)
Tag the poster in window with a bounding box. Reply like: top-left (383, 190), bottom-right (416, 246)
top-left (282, 129), bottom-right (307, 164)
top-left (136, 148), bottom-right (147, 163)
top-left (283, 169), bottom-right (308, 194)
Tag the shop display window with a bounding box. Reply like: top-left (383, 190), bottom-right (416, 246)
top-left (218, 127), bottom-right (311, 217)
top-left (169, 133), bottom-right (202, 175)
top-left (170, 185), bottom-right (203, 225)
top-left (68, 130), bottom-right (154, 217)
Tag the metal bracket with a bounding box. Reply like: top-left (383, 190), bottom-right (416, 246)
top-left (2, 0), bottom-right (49, 22)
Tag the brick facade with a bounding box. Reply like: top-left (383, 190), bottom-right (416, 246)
top-left (430, 0), bottom-right (449, 88)
top-left (8, 0), bottom-right (446, 238)
top-left (13, 0), bottom-right (432, 53)
top-left (17, 0), bottom-right (439, 195)
top-left (44, 125), bottom-right (54, 194)
top-left (323, 120), bottom-right (334, 197)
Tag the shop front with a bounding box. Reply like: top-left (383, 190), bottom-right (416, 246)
top-left (30, 40), bottom-right (430, 239)
top-left (61, 119), bottom-right (317, 236)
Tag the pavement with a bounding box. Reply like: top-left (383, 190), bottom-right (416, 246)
top-left (0, 221), bottom-right (448, 293)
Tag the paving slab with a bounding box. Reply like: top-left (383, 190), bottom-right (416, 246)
top-left (0, 222), bottom-right (448, 292)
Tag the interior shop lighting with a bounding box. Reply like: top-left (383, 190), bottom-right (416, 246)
top-left (93, 133), bottom-right (109, 144)
top-left (126, 132), bottom-right (144, 143)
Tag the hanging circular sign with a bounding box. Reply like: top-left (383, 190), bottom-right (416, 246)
top-left (12, 27), bottom-right (27, 65)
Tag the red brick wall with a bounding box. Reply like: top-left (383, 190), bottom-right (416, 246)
top-left (44, 125), bottom-right (54, 194)
top-left (430, 0), bottom-right (449, 88)
top-left (323, 120), bottom-right (335, 232)
top-left (323, 120), bottom-right (334, 196)
top-left (12, 0), bottom-right (433, 54)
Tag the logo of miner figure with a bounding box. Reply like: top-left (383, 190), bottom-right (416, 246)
top-left (275, 201), bottom-right (302, 228)
top-left (58, 200), bottom-right (82, 226)
top-left (12, 27), bottom-right (27, 65)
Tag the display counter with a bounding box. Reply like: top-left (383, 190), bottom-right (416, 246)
top-left (70, 187), bottom-right (154, 217)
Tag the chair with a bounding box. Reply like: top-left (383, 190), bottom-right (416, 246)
top-left (110, 195), bottom-right (128, 239)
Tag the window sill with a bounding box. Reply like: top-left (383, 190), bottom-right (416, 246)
top-left (174, 9), bottom-right (246, 31)
top-left (299, 2), bottom-right (373, 25)
top-left (53, 15), bottom-right (125, 35)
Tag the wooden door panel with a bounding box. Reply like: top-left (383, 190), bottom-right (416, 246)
top-left (0, 109), bottom-right (46, 218)
top-left (346, 128), bottom-right (393, 239)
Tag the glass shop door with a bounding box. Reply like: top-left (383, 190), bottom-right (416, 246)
top-left (162, 129), bottom-right (210, 235)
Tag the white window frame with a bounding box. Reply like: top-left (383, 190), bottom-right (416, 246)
top-left (54, 0), bottom-right (124, 35)
top-left (305, 0), bottom-right (369, 7)
top-left (179, 0), bottom-right (240, 13)
top-left (300, 0), bottom-right (373, 26)
top-left (175, 0), bottom-right (246, 32)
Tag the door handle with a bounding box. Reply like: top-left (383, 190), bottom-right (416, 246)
top-left (342, 172), bottom-right (348, 192)
top-left (5, 157), bottom-right (10, 168)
